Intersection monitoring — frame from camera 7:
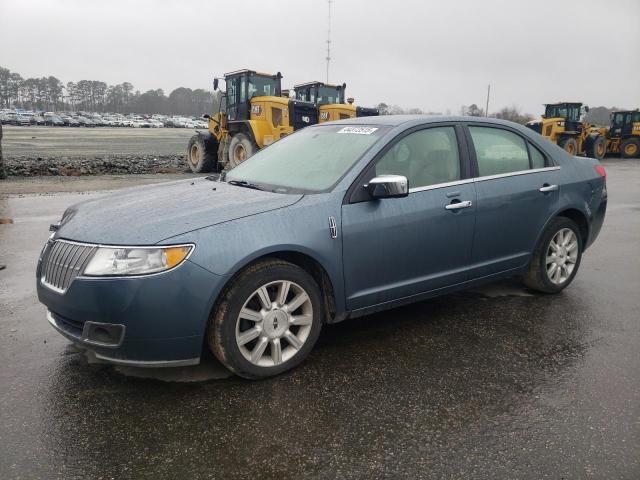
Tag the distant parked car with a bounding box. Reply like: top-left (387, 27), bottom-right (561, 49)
top-left (31, 115), bottom-right (46, 126)
top-left (64, 116), bottom-right (80, 127)
top-left (77, 116), bottom-right (95, 127)
top-left (15, 114), bottom-right (31, 126)
top-left (46, 115), bottom-right (65, 126)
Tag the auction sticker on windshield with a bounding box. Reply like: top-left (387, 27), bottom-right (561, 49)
top-left (337, 126), bottom-right (378, 135)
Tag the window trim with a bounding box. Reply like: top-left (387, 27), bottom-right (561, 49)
top-left (463, 122), bottom-right (555, 180)
top-left (345, 122), bottom-right (471, 204)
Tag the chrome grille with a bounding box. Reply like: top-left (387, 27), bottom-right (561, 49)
top-left (42, 240), bottom-right (96, 293)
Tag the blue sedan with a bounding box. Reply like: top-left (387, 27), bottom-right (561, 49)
top-left (37, 116), bottom-right (607, 378)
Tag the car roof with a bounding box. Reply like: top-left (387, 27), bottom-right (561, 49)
top-left (323, 114), bottom-right (526, 129)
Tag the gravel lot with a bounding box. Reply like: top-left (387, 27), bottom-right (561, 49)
top-left (2, 125), bottom-right (195, 157)
top-left (0, 159), bottom-right (638, 479)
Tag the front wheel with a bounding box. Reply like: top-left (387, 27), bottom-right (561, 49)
top-left (620, 138), bottom-right (640, 159)
top-left (208, 259), bottom-right (323, 379)
top-left (523, 217), bottom-right (583, 293)
top-left (187, 134), bottom-right (218, 173)
top-left (559, 137), bottom-right (578, 156)
top-left (227, 132), bottom-right (258, 169)
top-left (587, 135), bottom-right (606, 160)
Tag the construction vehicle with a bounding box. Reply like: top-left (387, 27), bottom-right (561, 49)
top-left (187, 69), bottom-right (317, 172)
top-left (293, 81), bottom-right (378, 122)
top-left (604, 109), bottom-right (640, 158)
top-left (526, 102), bottom-right (606, 160)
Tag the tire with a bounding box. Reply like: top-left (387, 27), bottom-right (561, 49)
top-left (620, 138), bottom-right (640, 159)
top-left (187, 134), bottom-right (218, 173)
top-left (586, 135), bottom-right (606, 160)
top-left (559, 137), bottom-right (578, 156)
top-left (523, 217), bottom-right (583, 293)
top-left (228, 132), bottom-right (258, 169)
top-left (208, 259), bottom-right (323, 379)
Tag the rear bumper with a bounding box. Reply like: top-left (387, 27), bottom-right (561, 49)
top-left (586, 185), bottom-right (607, 249)
top-left (38, 259), bottom-right (227, 367)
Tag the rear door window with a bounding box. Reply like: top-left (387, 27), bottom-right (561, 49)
top-left (469, 126), bottom-right (530, 176)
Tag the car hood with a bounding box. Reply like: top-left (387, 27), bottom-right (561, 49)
top-left (55, 178), bottom-right (303, 245)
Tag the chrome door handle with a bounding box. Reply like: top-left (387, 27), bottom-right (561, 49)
top-left (445, 200), bottom-right (473, 210)
top-left (539, 184), bottom-right (558, 193)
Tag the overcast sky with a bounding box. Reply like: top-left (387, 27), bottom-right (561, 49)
top-left (1, 0), bottom-right (638, 114)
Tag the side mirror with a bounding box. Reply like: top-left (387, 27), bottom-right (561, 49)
top-left (584, 105), bottom-right (590, 113)
top-left (366, 175), bottom-right (408, 199)
top-left (213, 78), bottom-right (219, 91)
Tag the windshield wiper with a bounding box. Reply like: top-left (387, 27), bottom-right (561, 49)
top-left (227, 179), bottom-right (264, 191)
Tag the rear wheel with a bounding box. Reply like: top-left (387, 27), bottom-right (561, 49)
top-left (208, 259), bottom-right (323, 379)
top-left (228, 132), bottom-right (258, 169)
top-left (587, 135), bottom-right (606, 160)
top-left (559, 137), bottom-right (578, 156)
top-left (523, 217), bottom-right (583, 293)
top-left (187, 134), bottom-right (218, 173)
top-left (620, 138), bottom-right (640, 159)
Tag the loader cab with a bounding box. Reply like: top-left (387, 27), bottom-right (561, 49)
top-left (294, 81), bottom-right (346, 106)
top-left (610, 110), bottom-right (640, 136)
top-left (222, 70), bottom-right (282, 122)
top-left (544, 102), bottom-right (584, 132)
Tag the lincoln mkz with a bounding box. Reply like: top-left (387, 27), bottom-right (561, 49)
top-left (37, 116), bottom-right (607, 378)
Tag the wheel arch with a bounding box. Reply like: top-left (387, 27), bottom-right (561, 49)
top-left (533, 207), bottom-right (590, 257)
top-left (209, 248), bottom-right (340, 326)
top-left (227, 120), bottom-right (258, 146)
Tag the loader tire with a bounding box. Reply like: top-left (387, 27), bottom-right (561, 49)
top-left (620, 138), bottom-right (640, 159)
top-left (586, 135), bottom-right (606, 160)
top-left (228, 133), bottom-right (258, 169)
top-left (559, 137), bottom-right (578, 156)
top-left (187, 134), bottom-right (218, 173)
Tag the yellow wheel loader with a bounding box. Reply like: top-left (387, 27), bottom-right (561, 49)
top-left (293, 81), bottom-right (378, 123)
top-left (526, 102), bottom-right (606, 160)
top-left (187, 69), bottom-right (317, 172)
top-left (605, 109), bottom-right (640, 159)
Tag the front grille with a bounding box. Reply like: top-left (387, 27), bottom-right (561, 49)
top-left (42, 240), bottom-right (97, 292)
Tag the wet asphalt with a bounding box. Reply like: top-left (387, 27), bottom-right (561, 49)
top-left (0, 160), bottom-right (638, 479)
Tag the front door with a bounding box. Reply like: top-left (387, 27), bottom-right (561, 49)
top-left (342, 126), bottom-right (476, 311)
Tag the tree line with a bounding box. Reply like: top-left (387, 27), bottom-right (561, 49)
top-left (376, 102), bottom-right (535, 124)
top-left (0, 66), bottom-right (214, 115)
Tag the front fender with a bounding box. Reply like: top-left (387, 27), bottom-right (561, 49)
top-left (162, 194), bottom-right (347, 316)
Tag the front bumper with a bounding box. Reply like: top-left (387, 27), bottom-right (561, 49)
top-left (37, 258), bottom-right (227, 367)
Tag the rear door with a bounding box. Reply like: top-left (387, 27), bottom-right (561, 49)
top-left (341, 125), bottom-right (476, 311)
top-left (465, 124), bottom-right (560, 278)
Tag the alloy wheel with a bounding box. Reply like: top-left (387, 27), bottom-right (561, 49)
top-left (546, 228), bottom-right (579, 284)
top-left (235, 280), bottom-right (313, 367)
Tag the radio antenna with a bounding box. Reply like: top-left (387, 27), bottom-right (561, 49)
top-left (326, 0), bottom-right (332, 83)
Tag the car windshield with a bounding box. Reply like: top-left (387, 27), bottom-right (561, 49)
top-left (226, 124), bottom-right (388, 193)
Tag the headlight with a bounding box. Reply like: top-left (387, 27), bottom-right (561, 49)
top-left (83, 245), bottom-right (193, 276)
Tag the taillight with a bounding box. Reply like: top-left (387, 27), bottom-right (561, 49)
top-left (595, 165), bottom-right (606, 180)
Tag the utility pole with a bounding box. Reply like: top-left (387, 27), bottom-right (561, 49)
top-left (485, 83), bottom-right (491, 117)
top-left (326, 0), bottom-right (332, 83)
